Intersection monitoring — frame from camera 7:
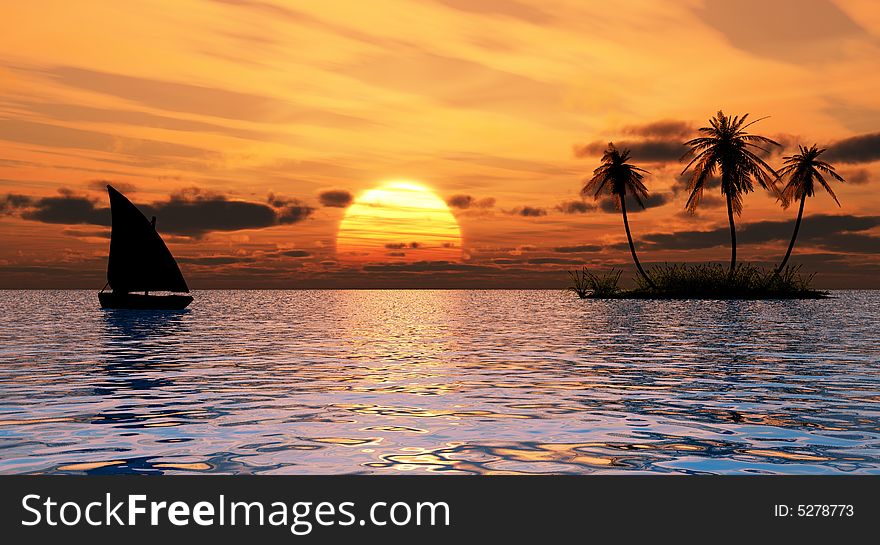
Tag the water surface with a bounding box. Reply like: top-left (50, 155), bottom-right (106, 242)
top-left (0, 290), bottom-right (877, 474)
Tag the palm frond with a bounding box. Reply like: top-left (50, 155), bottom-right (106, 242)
top-left (581, 142), bottom-right (653, 208)
top-left (681, 111), bottom-right (780, 216)
top-left (775, 144), bottom-right (845, 208)
top-left (684, 156), bottom-right (715, 213)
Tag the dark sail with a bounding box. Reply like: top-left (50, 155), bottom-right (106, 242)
top-left (106, 185), bottom-right (189, 293)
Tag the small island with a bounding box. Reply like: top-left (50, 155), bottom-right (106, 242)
top-left (568, 263), bottom-right (828, 300)
top-left (569, 111), bottom-right (844, 300)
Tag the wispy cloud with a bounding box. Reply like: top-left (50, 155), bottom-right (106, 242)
top-left (425, 0), bottom-right (555, 24)
top-left (39, 65), bottom-right (371, 127)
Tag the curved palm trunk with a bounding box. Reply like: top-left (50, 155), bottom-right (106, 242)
top-left (726, 193), bottom-right (737, 277)
top-left (776, 195), bottom-right (806, 274)
top-left (620, 195), bottom-right (656, 289)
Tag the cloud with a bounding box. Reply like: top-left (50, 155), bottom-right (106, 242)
top-left (144, 188), bottom-right (285, 236)
top-left (553, 244), bottom-right (602, 253)
top-left (671, 171), bottom-right (719, 193)
top-left (384, 242), bottom-right (422, 250)
top-left (555, 199), bottom-right (594, 214)
top-left (42, 65), bottom-right (371, 127)
top-left (1, 194), bottom-right (37, 215)
top-left (152, 188), bottom-right (312, 234)
top-left (208, 0), bottom-right (406, 50)
top-left (1, 190), bottom-right (110, 226)
top-left (2, 187), bottom-right (314, 236)
top-left (526, 257), bottom-right (583, 265)
top-left (263, 159), bottom-right (368, 181)
top-left (363, 260), bottom-right (495, 272)
top-left (825, 132), bottom-right (880, 164)
top-left (841, 168), bottom-right (871, 185)
top-left (638, 227), bottom-right (726, 250)
top-left (0, 118), bottom-right (215, 164)
top-left (573, 120), bottom-right (694, 166)
top-left (823, 99), bottom-right (880, 134)
top-left (426, 0), bottom-right (555, 24)
top-left (597, 193), bottom-right (672, 213)
top-left (178, 255), bottom-right (255, 265)
top-left (87, 179), bottom-right (136, 194)
top-left (62, 227), bottom-right (110, 239)
top-left (318, 189), bottom-right (354, 208)
top-left (269, 203), bottom-right (313, 226)
top-left (266, 192), bottom-right (291, 207)
top-left (446, 194), bottom-right (473, 209)
top-left (623, 119), bottom-right (693, 139)
top-left (445, 152), bottom-right (574, 176)
top-left (693, 0), bottom-right (867, 63)
top-left (507, 206), bottom-right (547, 217)
top-left (264, 192), bottom-right (315, 225)
top-left (638, 214), bottom-right (880, 253)
top-left (810, 232), bottom-right (880, 254)
top-left (574, 139), bottom-right (686, 162)
top-left (280, 250), bottom-right (311, 258)
top-left (446, 194), bottom-right (496, 209)
top-left (12, 100), bottom-right (276, 142)
top-left (670, 172), bottom-right (725, 208)
top-left (342, 51), bottom-right (560, 118)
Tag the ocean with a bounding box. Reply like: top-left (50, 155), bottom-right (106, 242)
top-left (1, 289), bottom-right (877, 474)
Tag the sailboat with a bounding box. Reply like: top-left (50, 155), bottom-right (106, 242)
top-left (98, 185), bottom-right (193, 310)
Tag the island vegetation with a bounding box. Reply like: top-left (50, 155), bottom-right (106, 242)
top-left (569, 111), bottom-right (845, 299)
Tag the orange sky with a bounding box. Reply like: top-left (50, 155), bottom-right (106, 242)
top-left (1, 0), bottom-right (879, 288)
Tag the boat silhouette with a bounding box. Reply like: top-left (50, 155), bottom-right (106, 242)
top-left (98, 185), bottom-right (193, 310)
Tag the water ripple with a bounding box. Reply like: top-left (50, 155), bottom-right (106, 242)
top-left (0, 290), bottom-right (877, 474)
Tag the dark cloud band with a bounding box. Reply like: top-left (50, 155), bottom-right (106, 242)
top-left (825, 132), bottom-right (880, 164)
top-left (1, 187), bottom-right (314, 236)
top-left (638, 214), bottom-right (880, 253)
top-left (574, 139), bottom-right (687, 162)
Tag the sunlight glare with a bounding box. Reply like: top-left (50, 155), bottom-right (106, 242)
top-left (336, 181), bottom-right (462, 262)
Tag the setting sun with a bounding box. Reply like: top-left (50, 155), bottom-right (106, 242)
top-left (336, 181), bottom-right (462, 262)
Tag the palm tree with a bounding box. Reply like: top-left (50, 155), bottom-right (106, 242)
top-left (775, 144), bottom-right (845, 273)
top-left (582, 143), bottom-right (656, 289)
top-left (681, 111), bottom-right (780, 275)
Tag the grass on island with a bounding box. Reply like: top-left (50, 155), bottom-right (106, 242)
top-left (567, 263), bottom-right (828, 300)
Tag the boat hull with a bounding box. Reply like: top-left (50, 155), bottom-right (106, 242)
top-left (99, 292), bottom-right (192, 310)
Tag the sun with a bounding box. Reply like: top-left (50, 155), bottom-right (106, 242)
top-left (336, 181), bottom-right (462, 262)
